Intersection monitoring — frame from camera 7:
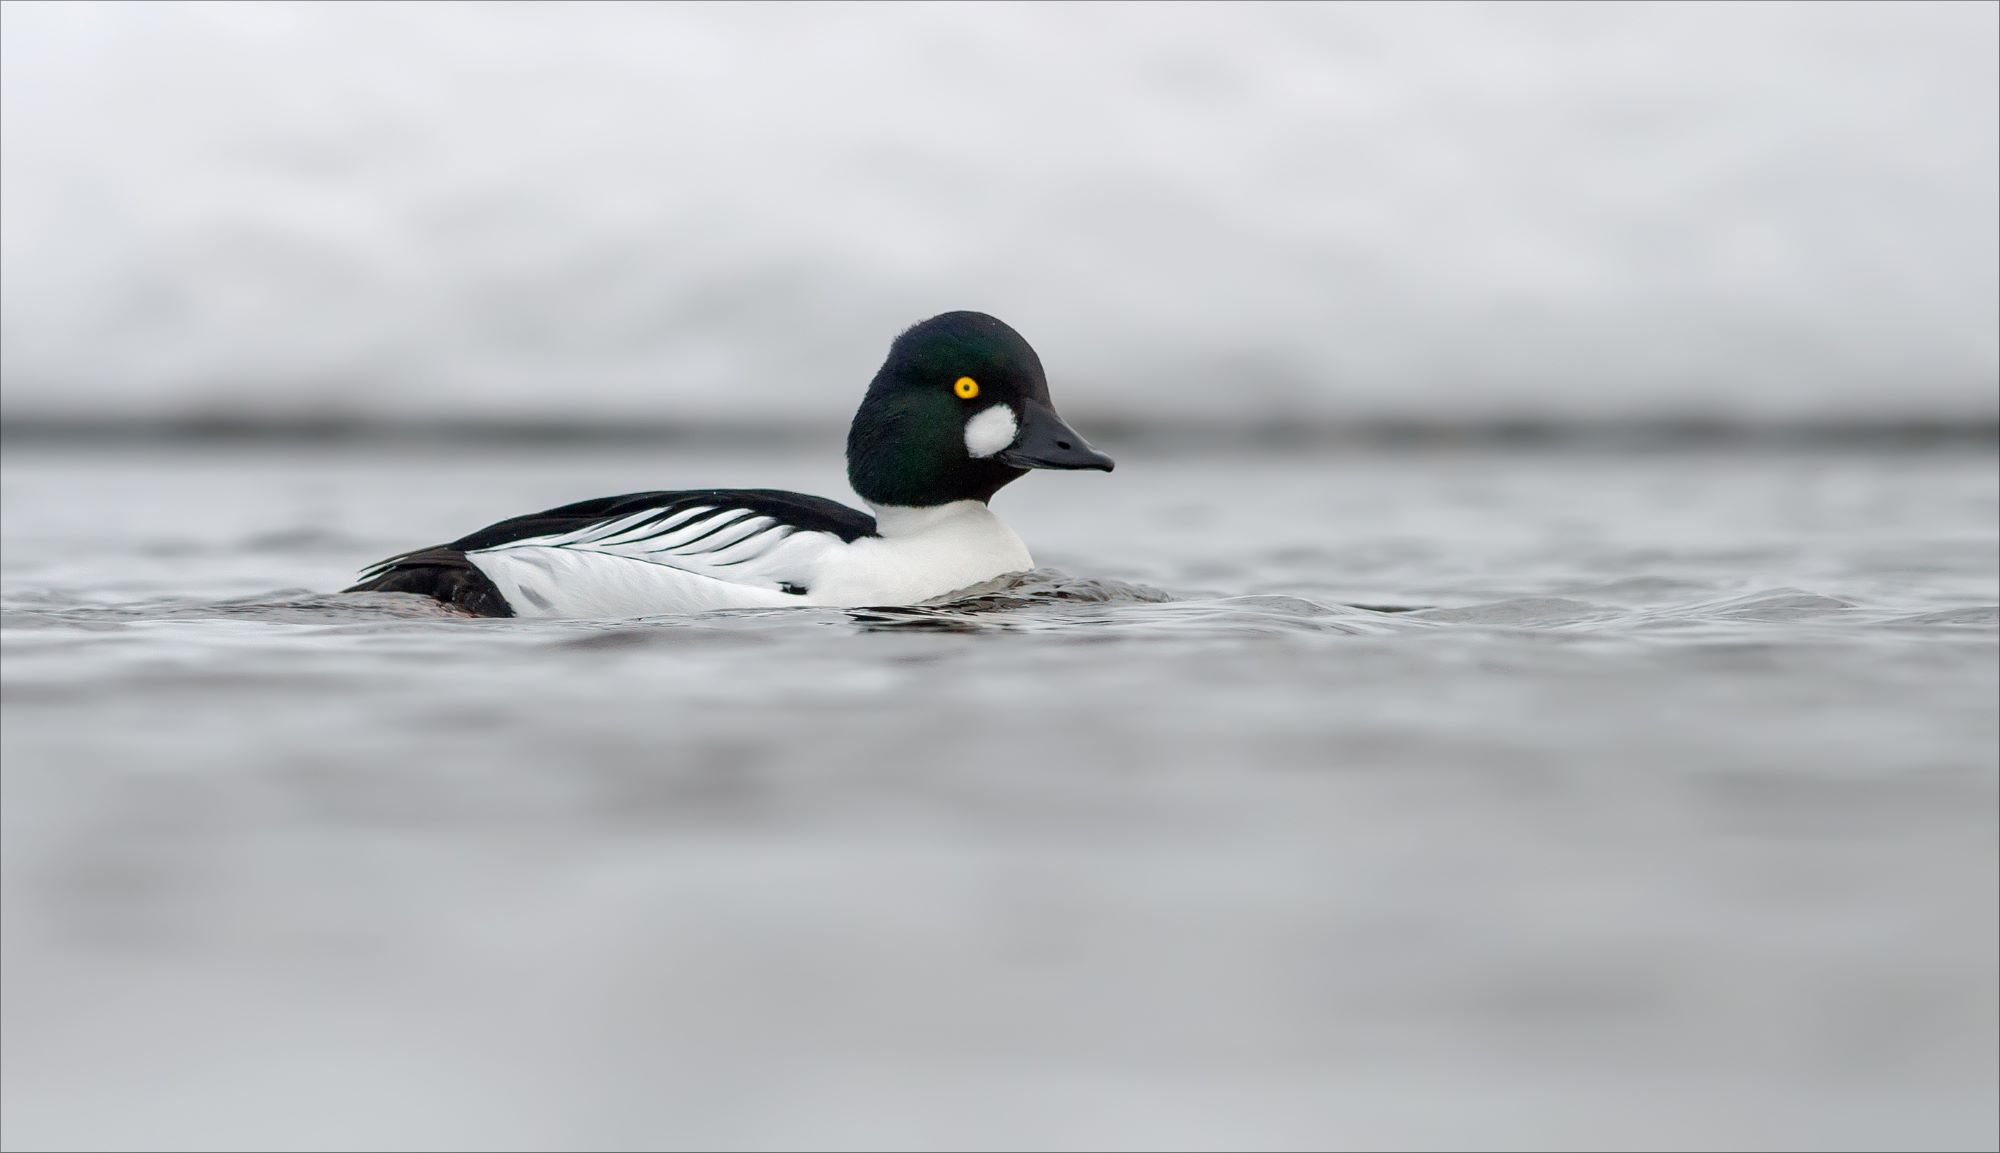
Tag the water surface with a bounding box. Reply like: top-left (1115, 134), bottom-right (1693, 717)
top-left (3, 444), bottom-right (1996, 1151)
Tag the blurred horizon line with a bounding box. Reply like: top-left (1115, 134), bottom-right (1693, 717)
top-left (5, 413), bottom-right (1994, 452)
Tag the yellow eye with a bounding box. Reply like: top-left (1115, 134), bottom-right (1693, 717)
top-left (953, 376), bottom-right (979, 400)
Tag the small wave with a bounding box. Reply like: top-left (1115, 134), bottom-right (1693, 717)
top-left (6, 577), bottom-right (1994, 644)
top-left (849, 584), bottom-right (1418, 638)
top-left (1884, 605), bottom-right (2000, 629)
top-left (1409, 597), bottom-right (1621, 627)
top-left (1699, 589), bottom-right (1858, 621)
top-left (922, 569), bottom-right (1179, 609)
top-left (2, 590), bottom-right (476, 628)
top-left (1558, 575), bottom-right (1717, 604)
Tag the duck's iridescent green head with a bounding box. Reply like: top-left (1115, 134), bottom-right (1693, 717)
top-left (846, 311), bottom-right (1113, 508)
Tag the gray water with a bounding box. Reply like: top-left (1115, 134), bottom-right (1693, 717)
top-left (2, 443), bottom-right (1996, 1152)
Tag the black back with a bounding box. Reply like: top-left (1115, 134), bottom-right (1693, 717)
top-left (440, 488), bottom-right (876, 553)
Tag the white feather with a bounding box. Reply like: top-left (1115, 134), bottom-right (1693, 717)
top-left (963, 405), bottom-right (1019, 459)
top-left (463, 498), bottom-right (1033, 618)
top-left (808, 501), bottom-right (1031, 607)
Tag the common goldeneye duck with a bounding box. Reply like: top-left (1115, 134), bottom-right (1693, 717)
top-left (346, 311), bottom-right (1114, 618)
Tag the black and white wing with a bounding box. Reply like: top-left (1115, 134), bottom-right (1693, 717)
top-left (348, 489), bottom-right (878, 618)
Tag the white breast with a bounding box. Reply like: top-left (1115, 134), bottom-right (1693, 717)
top-left (805, 501), bottom-right (1032, 608)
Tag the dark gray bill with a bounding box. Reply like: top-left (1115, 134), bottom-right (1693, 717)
top-left (995, 402), bottom-right (1115, 472)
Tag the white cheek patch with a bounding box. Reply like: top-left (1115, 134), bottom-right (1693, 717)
top-left (963, 404), bottom-right (1019, 459)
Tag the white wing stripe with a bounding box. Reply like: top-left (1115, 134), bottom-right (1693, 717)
top-left (463, 498), bottom-right (858, 605)
top-left (592, 506), bottom-right (715, 547)
top-left (510, 505), bottom-right (728, 552)
top-left (682, 519), bottom-right (784, 561)
top-left (675, 516), bottom-right (775, 556)
top-left (623, 509), bottom-right (742, 552)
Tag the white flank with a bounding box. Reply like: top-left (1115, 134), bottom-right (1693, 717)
top-left (462, 498), bottom-right (1035, 619)
top-left (962, 405), bottom-right (1018, 458)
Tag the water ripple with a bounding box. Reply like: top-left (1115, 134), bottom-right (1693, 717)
top-left (5, 571), bottom-right (1993, 646)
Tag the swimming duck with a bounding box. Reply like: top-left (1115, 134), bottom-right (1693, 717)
top-left (346, 311), bottom-right (1114, 617)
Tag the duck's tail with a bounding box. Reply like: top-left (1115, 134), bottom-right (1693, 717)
top-left (344, 547), bottom-right (514, 617)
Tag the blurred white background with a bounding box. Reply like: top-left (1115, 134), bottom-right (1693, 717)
top-left (2, 0), bottom-right (1996, 426)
